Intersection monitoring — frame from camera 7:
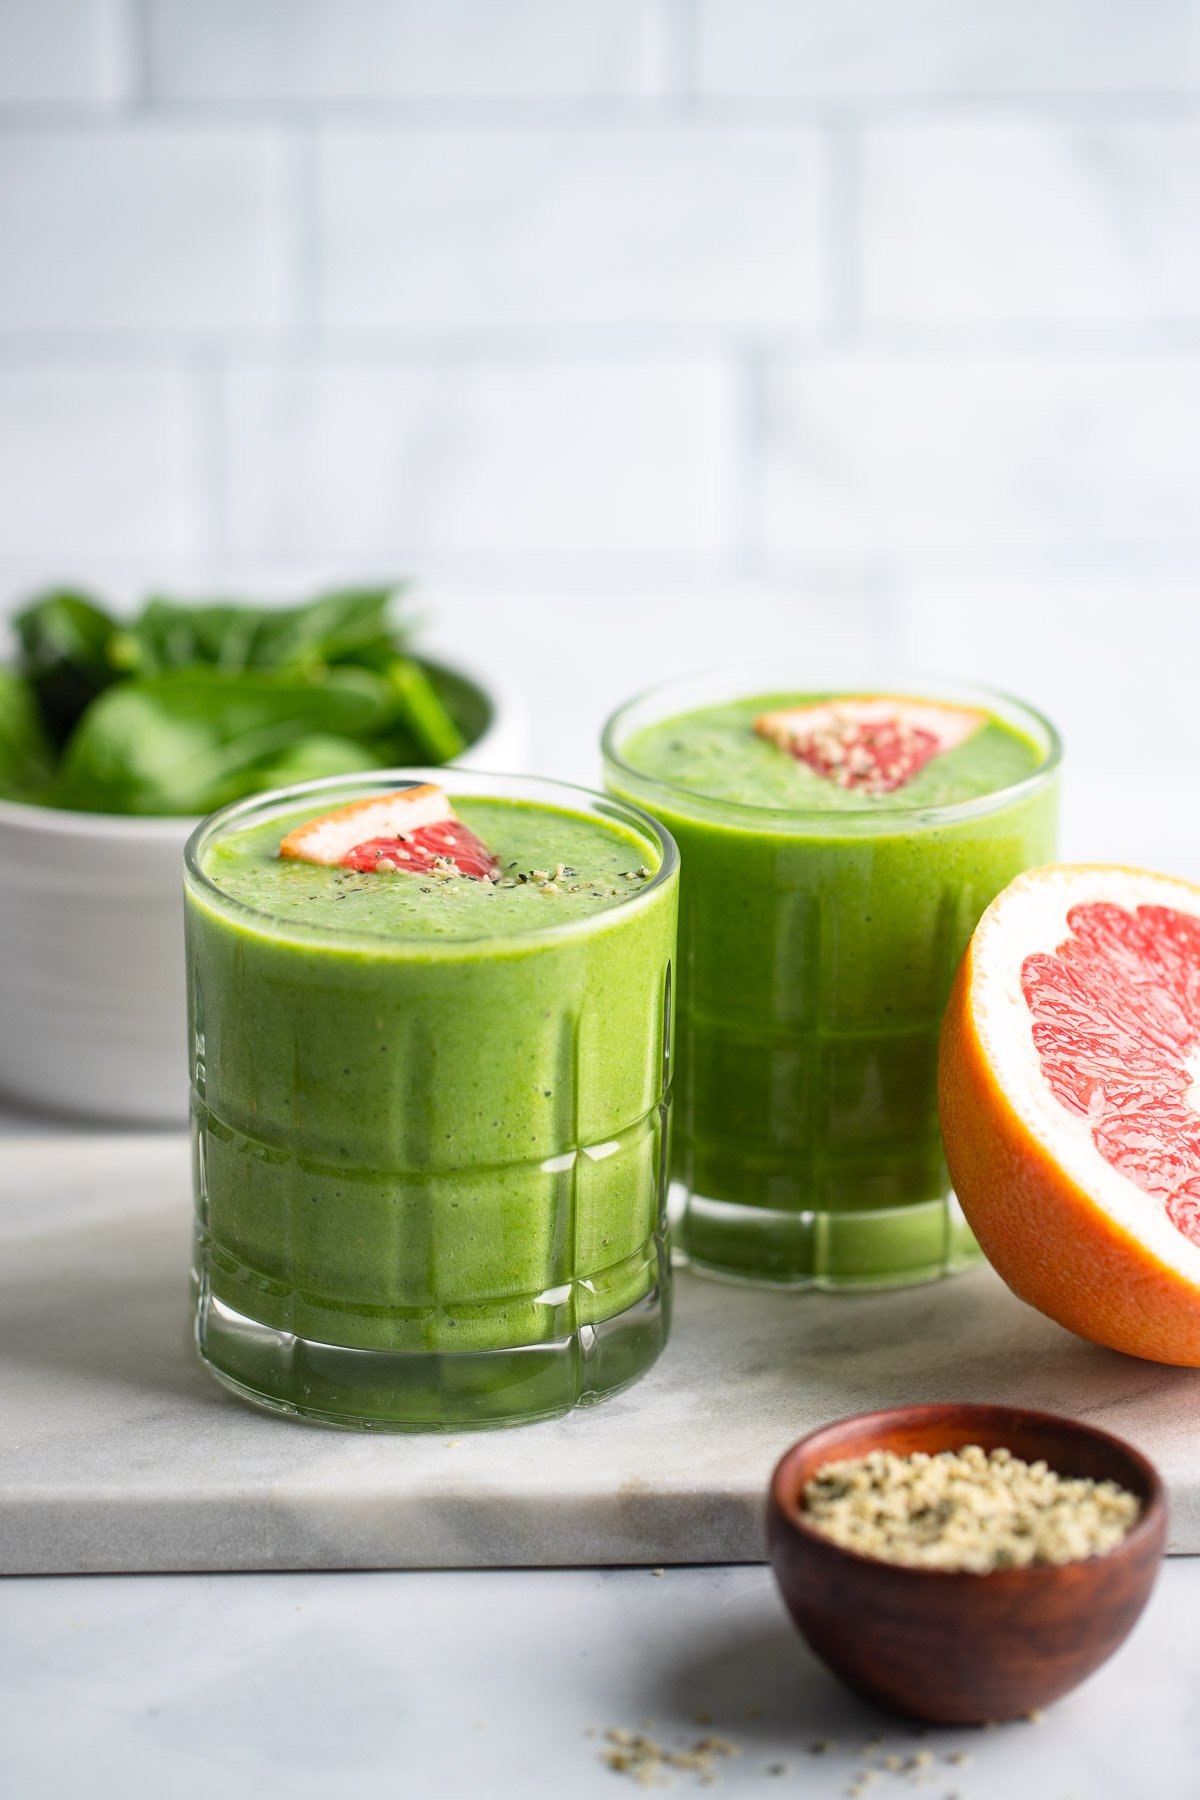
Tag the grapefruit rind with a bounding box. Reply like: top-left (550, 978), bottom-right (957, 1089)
top-left (941, 863), bottom-right (1200, 1366)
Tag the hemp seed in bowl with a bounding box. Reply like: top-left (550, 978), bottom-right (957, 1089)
top-left (802, 1443), bottom-right (1141, 1573)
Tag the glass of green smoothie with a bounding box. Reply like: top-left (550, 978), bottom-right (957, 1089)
top-left (602, 669), bottom-right (1060, 1291)
top-left (185, 769), bottom-right (678, 1430)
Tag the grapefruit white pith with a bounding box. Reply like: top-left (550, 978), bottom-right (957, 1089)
top-left (939, 864), bottom-right (1200, 1366)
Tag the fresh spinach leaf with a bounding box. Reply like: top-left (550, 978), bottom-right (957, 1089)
top-left (120, 585), bottom-right (407, 678)
top-left (109, 601), bottom-right (249, 676)
top-left (55, 667), bottom-right (395, 816)
top-left (5, 579), bottom-right (476, 817)
top-left (245, 734), bottom-right (380, 793)
top-left (262, 586), bottom-right (405, 668)
top-left (14, 590), bottom-right (121, 746)
top-left (0, 666), bottom-right (54, 801)
top-left (385, 656), bottom-right (467, 763)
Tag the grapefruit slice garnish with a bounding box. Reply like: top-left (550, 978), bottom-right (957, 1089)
top-left (940, 863), bottom-right (1200, 1365)
top-left (755, 697), bottom-right (986, 795)
top-left (278, 783), bottom-right (499, 881)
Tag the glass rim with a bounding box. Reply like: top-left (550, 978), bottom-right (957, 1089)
top-left (184, 766), bottom-right (679, 956)
top-left (601, 664), bottom-right (1063, 832)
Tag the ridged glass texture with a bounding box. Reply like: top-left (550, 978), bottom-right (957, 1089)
top-left (186, 771), bottom-right (678, 1429)
top-left (604, 669), bottom-right (1060, 1290)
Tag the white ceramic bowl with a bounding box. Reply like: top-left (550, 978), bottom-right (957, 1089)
top-left (0, 657), bottom-right (529, 1123)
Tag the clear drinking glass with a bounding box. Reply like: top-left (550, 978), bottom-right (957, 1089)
top-left (603, 668), bottom-right (1061, 1291)
top-left (185, 769), bottom-right (679, 1429)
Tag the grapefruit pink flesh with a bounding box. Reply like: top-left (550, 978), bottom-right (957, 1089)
top-left (1022, 902), bottom-right (1200, 1246)
top-left (939, 864), bottom-right (1200, 1367)
top-left (755, 696), bottom-right (986, 795)
top-left (339, 821), bottom-right (498, 879)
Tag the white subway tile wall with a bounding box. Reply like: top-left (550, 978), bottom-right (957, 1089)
top-left (0, 0), bottom-right (1196, 802)
top-left (0, 1), bottom-right (127, 105)
top-left (860, 123), bottom-right (1200, 327)
top-left (316, 126), bottom-right (828, 331)
top-left (145, 0), bottom-right (675, 103)
top-left (759, 355), bottom-right (1200, 553)
top-left (0, 129), bottom-right (296, 332)
top-left (222, 357), bottom-right (737, 556)
top-left (695, 0), bottom-right (1200, 98)
top-left (0, 367), bottom-right (203, 557)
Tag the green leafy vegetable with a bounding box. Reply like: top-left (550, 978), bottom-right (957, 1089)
top-left (3, 581), bottom-right (478, 816)
top-left (0, 666), bottom-right (54, 801)
top-left (117, 586), bottom-right (401, 679)
top-left (14, 590), bottom-right (121, 747)
top-left (244, 734), bottom-right (381, 793)
top-left (55, 668), bottom-right (396, 816)
top-left (386, 656), bottom-right (468, 763)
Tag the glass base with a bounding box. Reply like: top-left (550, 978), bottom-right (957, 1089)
top-left (195, 1278), bottom-right (670, 1432)
top-left (671, 1183), bottom-right (982, 1292)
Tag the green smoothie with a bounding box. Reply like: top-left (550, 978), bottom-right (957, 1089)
top-left (185, 772), bottom-right (678, 1429)
top-left (603, 677), bottom-right (1060, 1289)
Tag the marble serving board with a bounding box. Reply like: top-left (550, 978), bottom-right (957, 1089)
top-left (4, 1133), bottom-right (1200, 1574)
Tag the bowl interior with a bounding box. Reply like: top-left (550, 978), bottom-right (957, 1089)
top-left (773, 1403), bottom-right (1164, 1556)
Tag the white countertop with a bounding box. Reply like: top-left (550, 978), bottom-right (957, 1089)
top-left (10, 1131), bottom-right (1200, 1575)
top-left (3, 1560), bottom-right (1198, 1799)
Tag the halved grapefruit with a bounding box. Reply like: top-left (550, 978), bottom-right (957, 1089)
top-left (940, 864), bottom-right (1200, 1366)
top-left (755, 696), bottom-right (986, 795)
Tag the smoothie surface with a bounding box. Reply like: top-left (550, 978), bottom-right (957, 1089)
top-left (200, 794), bottom-right (661, 943)
top-left (621, 692), bottom-right (1045, 812)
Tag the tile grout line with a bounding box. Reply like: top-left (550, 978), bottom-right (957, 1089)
top-left (103, 0), bottom-right (148, 110)
top-left (658, 0), bottom-right (699, 105)
top-left (4, 93), bottom-right (1200, 129)
top-left (8, 326), bottom-right (1200, 366)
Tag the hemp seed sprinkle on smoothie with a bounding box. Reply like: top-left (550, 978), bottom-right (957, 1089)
top-left (204, 784), bottom-right (662, 942)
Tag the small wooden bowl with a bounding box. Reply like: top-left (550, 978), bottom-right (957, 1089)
top-left (768, 1403), bottom-right (1166, 1725)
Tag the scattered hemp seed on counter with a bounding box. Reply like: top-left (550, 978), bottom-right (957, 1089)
top-left (600, 1728), bottom-right (740, 1787)
top-left (596, 1721), bottom-right (991, 1791)
top-left (802, 1444), bottom-right (1140, 1571)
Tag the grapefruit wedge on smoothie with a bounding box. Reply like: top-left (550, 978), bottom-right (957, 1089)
top-left (755, 696), bottom-right (986, 795)
top-left (940, 864), bottom-right (1200, 1365)
top-left (280, 782), bottom-right (500, 879)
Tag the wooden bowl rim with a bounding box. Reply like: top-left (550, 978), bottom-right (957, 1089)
top-left (769, 1402), bottom-right (1167, 1586)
